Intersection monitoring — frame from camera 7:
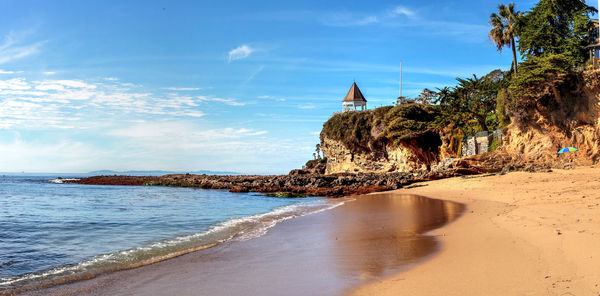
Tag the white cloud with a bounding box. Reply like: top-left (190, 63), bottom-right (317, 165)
top-left (0, 69), bottom-right (14, 74)
top-left (197, 96), bottom-right (246, 106)
top-left (0, 31), bottom-right (44, 64)
top-left (42, 71), bottom-right (56, 75)
top-left (164, 87), bottom-right (202, 91)
top-left (324, 12), bottom-right (380, 26)
top-left (228, 45), bottom-right (254, 62)
top-left (0, 77), bottom-right (213, 129)
top-left (324, 5), bottom-right (416, 27)
top-left (0, 76), bottom-right (306, 174)
top-left (391, 6), bottom-right (416, 17)
top-left (0, 78), bottom-right (30, 90)
top-left (108, 122), bottom-right (268, 151)
top-left (34, 80), bottom-right (97, 91)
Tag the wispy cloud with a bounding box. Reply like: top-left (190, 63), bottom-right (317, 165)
top-left (391, 6), bottom-right (416, 17)
top-left (0, 69), bottom-right (14, 74)
top-left (323, 12), bottom-right (380, 27)
top-left (258, 95), bottom-right (286, 101)
top-left (0, 77), bottom-right (218, 129)
top-left (108, 121), bottom-right (268, 150)
top-left (0, 31), bottom-right (44, 64)
top-left (164, 87), bottom-right (202, 91)
top-left (265, 58), bottom-right (503, 78)
top-left (241, 65), bottom-right (265, 86)
top-left (323, 5), bottom-right (417, 27)
top-left (197, 96), bottom-right (246, 106)
top-left (228, 44), bottom-right (254, 62)
top-left (42, 71), bottom-right (56, 75)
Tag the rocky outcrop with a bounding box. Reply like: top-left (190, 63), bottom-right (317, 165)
top-left (71, 173), bottom-right (431, 197)
top-left (321, 130), bottom-right (447, 174)
top-left (499, 70), bottom-right (600, 168)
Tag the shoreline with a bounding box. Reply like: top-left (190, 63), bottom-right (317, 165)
top-left (66, 166), bottom-right (482, 197)
top-left (351, 166), bottom-right (600, 295)
top-left (1, 194), bottom-right (343, 296)
top-left (19, 193), bottom-right (463, 296)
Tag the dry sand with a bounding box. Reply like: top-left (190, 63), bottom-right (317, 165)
top-left (351, 166), bottom-right (600, 296)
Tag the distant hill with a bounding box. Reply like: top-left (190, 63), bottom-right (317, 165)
top-left (88, 170), bottom-right (240, 176)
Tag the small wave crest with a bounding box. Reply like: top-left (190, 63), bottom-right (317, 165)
top-left (0, 199), bottom-right (345, 292)
top-left (48, 178), bottom-right (80, 184)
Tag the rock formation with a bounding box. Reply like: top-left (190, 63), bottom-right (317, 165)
top-left (321, 71), bottom-right (600, 175)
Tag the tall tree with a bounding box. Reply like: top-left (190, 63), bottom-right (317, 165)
top-left (517, 0), bottom-right (594, 66)
top-left (489, 3), bottom-right (522, 76)
top-left (437, 70), bottom-right (507, 133)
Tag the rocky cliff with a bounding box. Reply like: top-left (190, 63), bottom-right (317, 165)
top-left (321, 71), bottom-right (600, 174)
top-left (321, 130), bottom-right (446, 174)
top-left (319, 104), bottom-right (456, 175)
top-left (499, 70), bottom-right (600, 167)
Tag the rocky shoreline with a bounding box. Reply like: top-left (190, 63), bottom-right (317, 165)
top-left (67, 162), bottom-right (487, 197)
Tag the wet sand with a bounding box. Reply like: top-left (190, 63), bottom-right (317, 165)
top-left (352, 167), bottom-right (600, 296)
top-left (23, 193), bottom-right (463, 296)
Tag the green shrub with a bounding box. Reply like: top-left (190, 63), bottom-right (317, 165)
top-left (321, 110), bottom-right (374, 152)
top-left (321, 104), bottom-right (440, 152)
top-left (305, 157), bottom-right (327, 168)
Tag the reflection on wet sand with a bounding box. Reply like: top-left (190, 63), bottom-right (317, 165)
top-left (328, 194), bottom-right (464, 281)
top-left (36, 193), bottom-right (465, 296)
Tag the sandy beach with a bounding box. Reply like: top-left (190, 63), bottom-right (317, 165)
top-left (17, 166), bottom-right (600, 295)
top-left (352, 166), bottom-right (600, 295)
top-left (22, 192), bottom-right (462, 296)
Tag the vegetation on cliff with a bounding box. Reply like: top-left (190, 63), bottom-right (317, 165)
top-left (321, 104), bottom-right (441, 153)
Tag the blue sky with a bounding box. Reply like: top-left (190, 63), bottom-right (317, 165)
top-left (0, 0), bottom-right (597, 174)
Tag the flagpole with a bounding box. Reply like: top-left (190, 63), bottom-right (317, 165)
top-left (399, 61), bottom-right (402, 98)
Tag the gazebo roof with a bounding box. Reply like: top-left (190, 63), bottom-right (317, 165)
top-left (342, 82), bottom-right (367, 102)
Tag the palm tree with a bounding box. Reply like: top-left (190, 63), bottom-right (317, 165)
top-left (489, 3), bottom-right (522, 76)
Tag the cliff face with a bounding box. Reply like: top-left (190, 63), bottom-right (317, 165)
top-left (500, 71), bottom-right (600, 167)
top-left (321, 71), bottom-right (600, 175)
top-left (321, 130), bottom-right (448, 174)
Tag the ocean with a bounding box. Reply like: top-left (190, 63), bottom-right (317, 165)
top-left (0, 175), bottom-right (342, 292)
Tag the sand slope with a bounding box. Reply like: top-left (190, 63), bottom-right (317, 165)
top-left (352, 167), bottom-right (600, 295)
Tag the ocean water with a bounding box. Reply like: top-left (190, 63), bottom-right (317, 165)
top-left (0, 176), bottom-right (342, 292)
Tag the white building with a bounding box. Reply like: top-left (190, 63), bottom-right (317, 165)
top-left (342, 82), bottom-right (367, 112)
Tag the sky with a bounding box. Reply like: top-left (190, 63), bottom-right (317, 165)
top-left (0, 0), bottom-right (598, 174)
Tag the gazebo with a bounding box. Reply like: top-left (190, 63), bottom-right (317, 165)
top-left (342, 82), bottom-right (367, 112)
